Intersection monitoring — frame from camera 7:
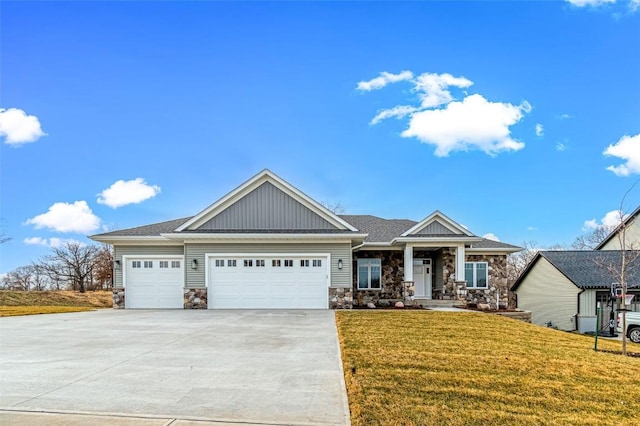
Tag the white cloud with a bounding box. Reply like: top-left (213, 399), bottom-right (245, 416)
top-left (566, 0), bottom-right (615, 6)
top-left (559, 113), bottom-right (572, 119)
top-left (24, 237), bottom-right (83, 248)
top-left (361, 71), bottom-right (530, 156)
top-left (0, 108), bottom-right (46, 146)
top-left (25, 201), bottom-right (100, 234)
top-left (401, 94), bottom-right (528, 157)
top-left (583, 209), bottom-right (626, 231)
top-left (356, 71), bottom-right (413, 92)
top-left (412, 72), bottom-right (473, 109)
top-left (482, 233), bottom-right (500, 242)
top-left (535, 123), bottom-right (544, 137)
top-left (97, 178), bottom-right (161, 208)
top-left (603, 133), bottom-right (640, 176)
top-left (370, 105), bottom-right (418, 125)
top-left (632, 0), bottom-right (640, 11)
top-left (527, 226), bottom-right (538, 231)
top-left (556, 143), bottom-right (567, 152)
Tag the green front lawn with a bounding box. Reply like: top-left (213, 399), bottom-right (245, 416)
top-left (336, 311), bottom-right (640, 426)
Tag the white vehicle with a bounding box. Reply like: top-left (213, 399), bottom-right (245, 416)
top-left (617, 311), bottom-right (640, 343)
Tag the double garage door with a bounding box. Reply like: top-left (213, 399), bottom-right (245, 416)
top-left (208, 255), bottom-right (329, 309)
top-left (125, 255), bottom-right (329, 309)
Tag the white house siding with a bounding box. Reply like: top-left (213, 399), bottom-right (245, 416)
top-left (184, 242), bottom-right (352, 289)
top-left (599, 215), bottom-right (640, 250)
top-left (515, 257), bottom-right (580, 331)
top-left (113, 245), bottom-right (185, 289)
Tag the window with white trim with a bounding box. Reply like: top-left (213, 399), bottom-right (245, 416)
top-left (215, 259), bottom-right (224, 267)
top-left (227, 259), bottom-right (236, 267)
top-left (465, 262), bottom-right (488, 288)
top-left (284, 259), bottom-right (294, 267)
top-left (313, 259), bottom-right (322, 267)
top-left (272, 259), bottom-right (281, 267)
top-left (357, 259), bottom-right (381, 290)
top-left (244, 259), bottom-right (253, 267)
top-left (256, 259), bottom-right (265, 267)
top-left (143, 261), bottom-right (153, 268)
top-left (171, 261), bottom-right (181, 268)
top-left (300, 259), bottom-right (310, 267)
top-left (132, 261), bottom-right (141, 268)
top-left (159, 261), bottom-right (169, 268)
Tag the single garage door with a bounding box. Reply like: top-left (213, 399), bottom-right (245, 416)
top-left (208, 255), bottom-right (329, 309)
top-left (125, 257), bottom-right (184, 309)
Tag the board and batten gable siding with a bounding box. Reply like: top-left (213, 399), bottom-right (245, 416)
top-left (113, 245), bottom-right (185, 289)
top-left (515, 257), bottom-right (580, 331)
top-left (599, 215), bottom-right (640, 250)
top-left (185, 242), bottom-right (351, 288)
top-left (414, 221), bottom-right (457, 236)
top-left (198, 182), bottom-right (337, 230)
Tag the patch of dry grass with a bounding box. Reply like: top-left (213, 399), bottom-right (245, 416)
top-left (336, 311), bottom-right (640, 426)
top-left (0, 290), bottom-right (112, 307)
top-left (0, 306), bottom-right (95, 316)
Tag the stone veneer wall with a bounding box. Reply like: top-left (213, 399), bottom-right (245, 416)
top-left (329, 288), bottom-right (353, 309)
top-left (352, 251), bottom-right (404, 307)
top-left (184, 288), bottom-right (208, 309)
top-left (113, 289), bottom-right (125, 309)
top-left (465, 254), bottom-right (509, 309)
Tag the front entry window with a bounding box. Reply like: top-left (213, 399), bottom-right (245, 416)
top-left (465, 262), bottom-right (488, 288)
top-left (357, 259), bottom-right (381, 290)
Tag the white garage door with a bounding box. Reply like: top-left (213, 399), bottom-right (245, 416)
top-left (208, 255), bottom-right (329, 309)
top-left (125, 257), bottom-right (184, 309)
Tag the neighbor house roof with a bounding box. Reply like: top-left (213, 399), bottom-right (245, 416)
top-left (595, 205), bottom-right (640, 250)
top-left (511, 250), bottom-right (640, 291)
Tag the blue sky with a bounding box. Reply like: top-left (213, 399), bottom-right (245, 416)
top-left (1, 0), bottom-right (639, 273)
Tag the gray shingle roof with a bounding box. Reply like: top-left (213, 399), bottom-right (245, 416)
top-left (92, 217), bottom-right (192, 237)
top-left (513, 250), bottom-right (640, 290)
top-left (339, 215), bottom-right (415, 243)
top-left (91, 213), bottom-right (520, 253)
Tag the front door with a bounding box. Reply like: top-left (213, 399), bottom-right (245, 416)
top-left (413, 259), bottom-right (432, 299)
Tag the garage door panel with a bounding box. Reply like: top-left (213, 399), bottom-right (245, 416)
top-left (125, 258), bottom-right (184, 309)
top-left (209, 256), bottom-right (328, 309)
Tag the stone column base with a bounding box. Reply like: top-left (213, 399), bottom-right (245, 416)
top-left (402, 281), bottom-right (415, 303)
top-left (184, 288), bottom-right (208, 309)
top-left (112, 289), bottom-right (125, 309)
top-left (329, 287), bottom-right (352, 309)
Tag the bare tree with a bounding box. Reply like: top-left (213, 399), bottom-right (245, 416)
top-left (1, 266), bottom-right (34, 291)
top-left (572, 226), bottom-right (611, 250)
top-left (92, 245), bottom-right (114, 290)
top-left (320, 200), bottom-right (345, 214)
top-left (38, 242), bottom-right (99, 293)
top-left (506, 241), bottom-right (539, 285)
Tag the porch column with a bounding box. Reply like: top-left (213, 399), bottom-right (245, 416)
top-left (404, 244), bottom-right (414, 282)
top-left (456, 244), bottom-right (466, 283)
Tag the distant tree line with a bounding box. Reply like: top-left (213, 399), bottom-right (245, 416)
top-left (1, 242), bottom-right (113, 293)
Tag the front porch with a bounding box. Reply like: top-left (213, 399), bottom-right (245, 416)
top-left (351, 247), bottom-right (509, 308)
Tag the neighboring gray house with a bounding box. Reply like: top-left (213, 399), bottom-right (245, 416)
top-left (595, 206), bottom-right (640, 250)
top-left (512, 251), bottom-right (640, 333)
top-left (91, 170), bottom-right (520, 310)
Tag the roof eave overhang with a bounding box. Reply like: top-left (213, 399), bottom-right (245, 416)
top-left (89, 236), bottom-right (181, 245)
top-left (160, 232), bottom-right (368, 241)
top-left (466, 247), bottom-right (522, 254)
top-left (392, 236), bottom-right (483, 245)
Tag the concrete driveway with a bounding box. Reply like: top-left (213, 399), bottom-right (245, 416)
top-left (0, 310), bottom-right (350, 425)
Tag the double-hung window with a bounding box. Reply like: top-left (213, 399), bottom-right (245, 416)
top-left (357, 259), bottom-right (381, 290)
top-left (465, 262), bottom-right (488, 288)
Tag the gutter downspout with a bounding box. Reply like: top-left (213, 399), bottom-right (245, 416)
top-left (576, 289), bottom-right (585, 332)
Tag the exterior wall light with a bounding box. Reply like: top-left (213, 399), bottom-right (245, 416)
top-left (114, 260), bottom-right (121, 271)
top-left (338, 259), bottom-right (343, 270)
top-left (191, 259), bottom-right (198, 270)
